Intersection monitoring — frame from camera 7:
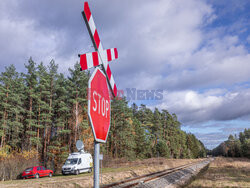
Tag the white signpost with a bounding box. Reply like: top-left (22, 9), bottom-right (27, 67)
top-left (79, 2), bottom-right (119, 188)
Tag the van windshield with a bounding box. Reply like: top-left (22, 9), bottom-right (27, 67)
top-left (65, 158), bottom-right (78, 165)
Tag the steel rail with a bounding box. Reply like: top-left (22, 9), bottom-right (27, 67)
top-left (102, 159), bottom-right (211, 188)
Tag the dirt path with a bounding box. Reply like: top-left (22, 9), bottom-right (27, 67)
top-left (0, 158), bottom-right (203, 188)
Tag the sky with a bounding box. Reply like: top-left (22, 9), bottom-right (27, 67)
top-left (0, 0), bottom-right (250, 149)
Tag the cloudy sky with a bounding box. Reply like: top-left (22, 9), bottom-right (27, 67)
top-left (0, 0), bottom-right (250, 149)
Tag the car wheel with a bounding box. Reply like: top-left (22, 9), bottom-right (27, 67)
top-left (75, 170), bottom-right (79, 175)
top-left (49, 173), bottom-right (52, 178)
top-left (35, 173), bottom-right (39, 179)
top-left (88, 168), bottom-right (92, 173)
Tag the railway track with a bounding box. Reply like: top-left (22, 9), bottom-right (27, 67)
top-left (102, 159), bottom-right (212, 188)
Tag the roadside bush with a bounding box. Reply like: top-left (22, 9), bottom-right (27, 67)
top-left (0, 148), bottom-right (39, 181)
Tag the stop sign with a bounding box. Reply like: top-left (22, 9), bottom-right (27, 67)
top-left (88, 68), bottom-right (111, 143)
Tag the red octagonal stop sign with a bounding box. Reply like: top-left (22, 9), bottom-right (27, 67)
top-left (88, 68), bottom-right (111, 143)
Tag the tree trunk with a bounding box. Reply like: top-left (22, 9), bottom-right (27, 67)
top-left (48, 91), bottom-right (53, 146)
top-left (1, 110), bottom-right (7, 148)
top-left (75, 101), bottom-right (78, 143)
top-left (114, 113), bottom-right (117, 158)
top-left (43, 126), bottom-right (47, 165)
top-left (28, 90), bottom-right (33, 150)
top-left (75, 89), bottom-right (79, 144)
top-left (37, 102), bottom-right (40, 151)
top-left (1, 88), bottom-right (9, 148)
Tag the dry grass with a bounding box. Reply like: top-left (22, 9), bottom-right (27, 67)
top-left (187, 157), bottom-right (250, 188)
top-left (0, 150), bottom-right (39, 181)
top-left (103, 156), bottom-right (203, 168)
top-left (0, 158), bottom-right (202, 188)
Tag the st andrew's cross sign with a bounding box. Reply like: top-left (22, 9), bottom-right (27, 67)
top-left (80, 2), bottom-right (118, 97)
top-left (79, 2), bottom-right (119, 143)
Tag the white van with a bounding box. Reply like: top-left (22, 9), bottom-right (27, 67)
top-left (62, 151), bottom-right (93, 175)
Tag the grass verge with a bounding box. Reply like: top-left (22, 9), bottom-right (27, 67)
top-left (187, 157), bottom-right (250, 188)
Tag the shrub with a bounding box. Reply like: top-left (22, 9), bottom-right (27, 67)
top-left (0, 149), bottom-right (39, 180)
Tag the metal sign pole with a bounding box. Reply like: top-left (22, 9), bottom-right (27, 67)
top-left (99, 154), bottom-right (103, 185)
top-left (94, 141), bottom-right (100, 188)
top-left (101, 159), bottom-right (102, 185)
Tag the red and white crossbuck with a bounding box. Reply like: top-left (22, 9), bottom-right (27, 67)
top-left (80, 1), bottom-right (118, 97)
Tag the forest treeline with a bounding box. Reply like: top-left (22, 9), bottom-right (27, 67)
top-left (0, 58), bottom-right (206, 169)
top-left (211, 129), bottom-right (250, 158)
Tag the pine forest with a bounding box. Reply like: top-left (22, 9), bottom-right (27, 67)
top-left (211, 128), bottom-right (250, 158)
top-left (0, 58), bottom-right (206, 177)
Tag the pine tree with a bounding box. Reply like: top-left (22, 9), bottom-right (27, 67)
top-left (23, 58), bottom-right (38, 150)
top-left (7, 72), bottom-right (26, 150)
top-left (47, 73), bottom-right (71, 172)
top-left (67, 63), bottom-right (89, 151)
top-left (133, 118), bottom-right (151, 158)
top-left (36, 62), bottom-right (51, 162)
top-left (35, 62), bottom-right (47, 152)
top-left (107, 98), bottom-right (136, 159)
top-left (151, 108), bottom-right (163, 156)
top-left (242, 129), bottom-right (250, 158)
top-left (156, 140), bottom-right (170, 157)
top-left (0, 65), bottom-right (25, 150)
top-left (45, 60), bottom-right (59, 162)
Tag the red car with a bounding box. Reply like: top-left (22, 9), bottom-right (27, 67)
top-left (22, 166), bottom-right (53, 179)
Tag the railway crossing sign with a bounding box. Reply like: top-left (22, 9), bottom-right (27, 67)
top-left (88, 68), bottom-right (111, 143)
top-left (79, 2), bottom-right (119, 187)
top-left (80, 1), bottom-right (118, 142)
top-left (80, 1), bottom-right (118, 97)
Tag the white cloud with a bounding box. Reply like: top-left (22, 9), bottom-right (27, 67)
top-left (103, 0), bottom-right (215, 90)
top-left (156, 90), bottom-right (222, 123)
top-left (152, 34), bottom-right (250, 91)
top-left (155, 88), bottom-right (250, 124)
top-left (0, 16), bottom-right (59, 68)
top-left (136, 0), bottom-right (211, 57)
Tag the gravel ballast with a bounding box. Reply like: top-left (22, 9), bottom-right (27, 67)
top-left (134, 159), bottom-right (212, 188)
